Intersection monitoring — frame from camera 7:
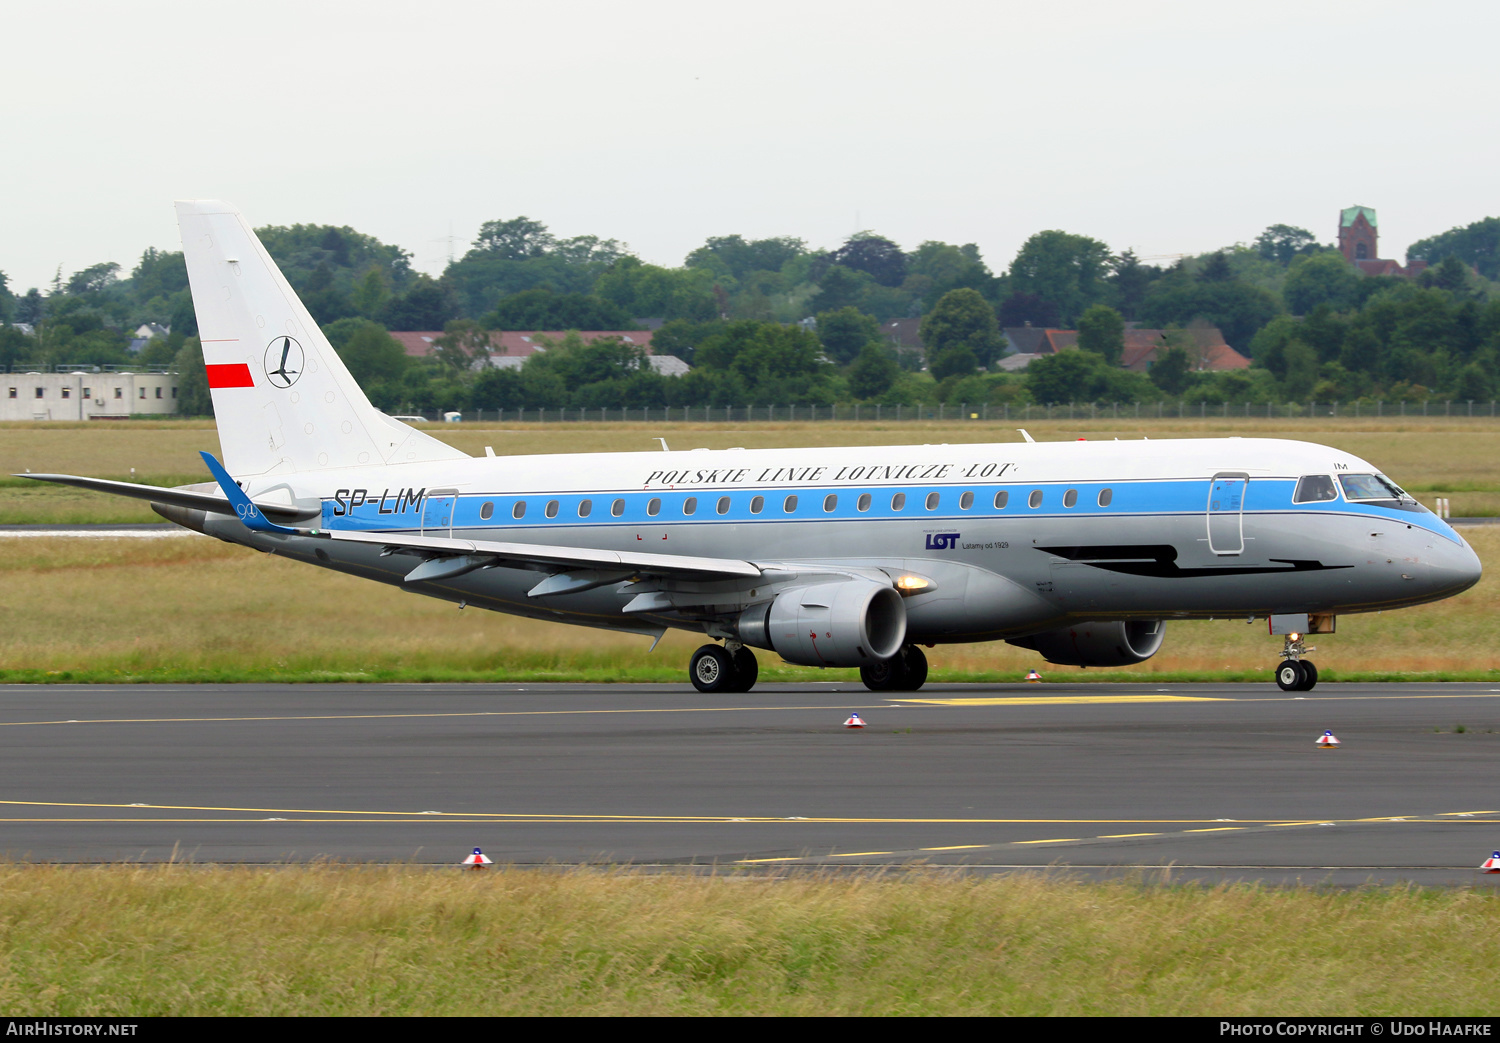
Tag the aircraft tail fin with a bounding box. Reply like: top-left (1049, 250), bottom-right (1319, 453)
top-left (175, 200), bottom-right (468, 477)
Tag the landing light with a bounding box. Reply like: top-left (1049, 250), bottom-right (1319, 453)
top-left (894, 574), bottom-right (932, 594)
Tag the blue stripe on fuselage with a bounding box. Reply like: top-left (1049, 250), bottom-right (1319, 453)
top-left (321, 475), bottom-right (1460, 544)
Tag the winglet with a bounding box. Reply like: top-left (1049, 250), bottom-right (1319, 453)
top-left (199, 451), bottom-right (300, 534)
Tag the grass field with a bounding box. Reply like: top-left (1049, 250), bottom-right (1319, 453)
top-left (0, 866), bottom-right (1497, 1015)
top-left (0, 525), bottom-right (1495, 684)
top-left (3, 416), bottom-right (1500, 523)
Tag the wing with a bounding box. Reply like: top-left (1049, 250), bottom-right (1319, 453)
top-left (325, 527), bottom-right (763, 589)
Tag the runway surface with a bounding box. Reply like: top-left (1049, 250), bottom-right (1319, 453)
top-left (2, 681), bottom-right (1500, 885)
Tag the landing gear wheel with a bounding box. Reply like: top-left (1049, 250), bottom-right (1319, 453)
top-left (729, 648), bottom-right (758, 692)
top-left (1297, 660), bottom-right (1318, 691)
top-left (860, 645), bottom-right (929, 692)
top-left (1275, 660), bottom-right (1305, 692)
top-left (860, 657), bottom-right (903, 692)
top-left (901, 645), bottom-right (929, 691)
top-left (690, 644), bottom-right (735, 693)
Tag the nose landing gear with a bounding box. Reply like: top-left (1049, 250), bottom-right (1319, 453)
top-left (1275, 633), bottom-right (1318, 692)
top-left (689, 643), bottom-right (759, 693)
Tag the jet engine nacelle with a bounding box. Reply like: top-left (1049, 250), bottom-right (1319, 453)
top-left (738, 581), bottom-right (907, 667)
top-left (1007, 620), bottom-right (1166, 667)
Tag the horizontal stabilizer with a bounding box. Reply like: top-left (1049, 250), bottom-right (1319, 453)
top-left (17, 473), bottom-right (318, 523)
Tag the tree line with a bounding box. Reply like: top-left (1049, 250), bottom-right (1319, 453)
top-left (2, 212), bottom-right (1498, 417)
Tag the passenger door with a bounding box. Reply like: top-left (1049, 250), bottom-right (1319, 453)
top-left (1207, 472), bottom-right (1248, 556)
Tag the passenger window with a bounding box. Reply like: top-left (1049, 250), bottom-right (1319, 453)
top-left (994, 491), bottom-right (1009, 509)
top-left (716, 496), bottom-right (730, 515)
top-left (611, 498), bottom-right (625, 517)
top-left (891, 492), bottom-right (907, 511)
top-left (1293, 475), bottom-right (1338, 503)
top-left (647, 497), bottom-right (661, 516)
top-left (545, 500), bottom-right (559, 518)
top-left (512, 501), bottom-right (526, 519)
top-left (823, 494), bottom-right (837, 512)
top-left (1028, 490), bottom-right (1043, 509)
top-left (750, 495), bottom-right (764, 515)
top-left (578, 499), bottom-right (592, 518)
top-left (683, 497), bottom-right (697, 516)
top-left (959, 491), bottom-right (974, 510)
top-left (1063, 489), bottom-right (1078, 508)
top-left (925, 492), bottom-right (940, 510)
top-left (857, 493), bottom-right (872, 512)
top-left (1098, 488), bottom-right (1112, 507)
top-left (784, 494), bottom-right (798, 513)
top-left (479, 501), bottom-right (494, 520)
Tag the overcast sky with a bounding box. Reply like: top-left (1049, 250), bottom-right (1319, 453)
top-left (3, 0), bottom-right (1496, 292)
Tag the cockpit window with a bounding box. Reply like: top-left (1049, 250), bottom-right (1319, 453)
top-left (1293, 475), bottom-right (1338, 503)
top-left (1338, 473), bottom-right (1408, 502)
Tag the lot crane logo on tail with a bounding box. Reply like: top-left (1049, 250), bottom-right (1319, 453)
top-left (264, 337), bottom-right (304, 388)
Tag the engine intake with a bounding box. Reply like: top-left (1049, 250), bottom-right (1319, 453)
top-left (738, 581), bottom-right (907, 667)
top-left (1007, 620), bottom-right (1166, 667)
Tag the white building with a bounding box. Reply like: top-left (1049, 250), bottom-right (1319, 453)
top-left (2, 371), bottom-right (180, 421)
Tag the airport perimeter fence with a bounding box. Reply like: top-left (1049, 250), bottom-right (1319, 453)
top-left (417, 399), bottom-right (1500, 424)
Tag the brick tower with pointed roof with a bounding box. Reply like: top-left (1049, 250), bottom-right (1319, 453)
top-left (1339, 205), bottom-right (1378, 263)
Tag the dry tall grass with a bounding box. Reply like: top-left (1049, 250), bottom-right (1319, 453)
top-left (1, 529), bottom-right (1496, 682)
top-left (0, 865), bottom-right (1496, 1015)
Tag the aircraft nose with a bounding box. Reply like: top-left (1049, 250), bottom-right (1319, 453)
top-left (1427, 530), bottom-right (1483, 598)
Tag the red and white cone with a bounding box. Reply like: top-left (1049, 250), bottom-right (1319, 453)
top-left (1026, 669), bottom-right (1042, 683)
top-left (1481, 852), bottom-right (1500, 873)
top-left (1316, 730), bottom-right (1341, 748)
top-left (843, 713), bottom-right (866, 728)
top-left (461, 847), bottom-right (492, 869)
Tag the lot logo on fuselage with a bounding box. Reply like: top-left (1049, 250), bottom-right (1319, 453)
top-left (264, 337), bottom-right (304, 388)
top-left (925, 532), bottom-right (960, 550)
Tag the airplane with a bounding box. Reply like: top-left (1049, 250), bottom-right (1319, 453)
top-left (21, 201), bottom-right (1483, 694)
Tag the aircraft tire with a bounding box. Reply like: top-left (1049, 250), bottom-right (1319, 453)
top-left (690, 645), bottom-right (736, 693)
top-left (900, 645), bottom-right (929, 691)
top-left (1298, 660), bottom-right (1318, 691)
top-left (859, 657), bottom-right (905, 692)
top-left (1275, 660), bottom-right (1305, 692)
top-left (729, 648), bottom-right (759, 692)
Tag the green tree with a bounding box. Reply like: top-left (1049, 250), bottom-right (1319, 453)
top-left (594, 257), bottom-right (717, 322)
top-left (1407, 216), bottom-right (1500, 279)
top-left (1007, 231), bottom-right (1113, 326)
top-left (1076, 304), bottom-right (1125, 365)
top-left (483, 287), bottom-right (635, 330)
top-left (829, 232), bottom-right (907, 287)
top-left (808, 264), bottom-right (870, 314)
top-left (172, 337), bottom-right (212, 417)
top-left (1149, 345), bottom-right (1192, 395)
top-left (432, 319), bottom-right (495, 371)
top-left (324, 318), bottom-right (409, 386)
top-left (1254, 225), bottom-right (1321, 265)
top-left (685, 234), bottom-right (806, 281)
top-left (848, 342), bottom-right (898, 398)
top-left (1284, 253), bottom-right (1361, 314)
top-left (816, 306), bottom-right (880, 365)
top-left (920, 288), bottom-right (1002, 372)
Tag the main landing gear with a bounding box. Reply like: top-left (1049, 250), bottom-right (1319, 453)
top-left (859, 645), bottom-right (929, 692)
top-left (1275, 633), bottom-right (1318, 692)
top-left (689, 643), bottom-right (759, 693)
